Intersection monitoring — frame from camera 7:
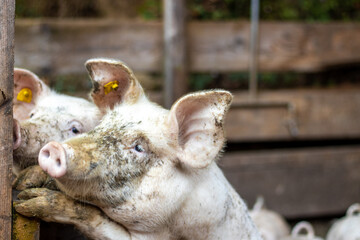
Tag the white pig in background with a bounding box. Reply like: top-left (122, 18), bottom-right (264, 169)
top-left (12, 68), bottom-right (102, 177)
top-left (250, 197), bottom-right (290, 240)
top-left (280, 221), bottom-right (324, 240)
top-left (14, 58), bottom-right (262, 240)
top-left (326, 203), bottom-right (360, 240)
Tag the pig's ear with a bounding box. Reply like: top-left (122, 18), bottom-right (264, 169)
top-left (13, 68), bottom-right (50, 121)
top-left (85, 58), bottom-right (144, 110)
top-left (168, 90), bottom-right (233, 169)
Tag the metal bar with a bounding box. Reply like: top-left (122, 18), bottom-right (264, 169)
top-left (0, 0), bottom-right (15, 239)
top-left (163, 0), bottom-right (188, 108)
top-left (249, 0), bottom-right (260, 99)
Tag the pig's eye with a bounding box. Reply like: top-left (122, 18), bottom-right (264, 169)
top-left (134, 144), bottom-right (144, 153)
top-left (67, 120), bottom-right (83, 136)
top-left (29, 113), bottom-right (34, 118)
top-left (71, 127), bottom-right (80, 134)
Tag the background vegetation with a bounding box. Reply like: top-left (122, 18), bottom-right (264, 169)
top-left (16, 0), bottom-right (360, 21)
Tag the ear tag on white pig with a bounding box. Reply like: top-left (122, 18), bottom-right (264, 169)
top-left (104, 81), bottom-right (119, 95)
top-left (17, 88), bottom-right (32, 103)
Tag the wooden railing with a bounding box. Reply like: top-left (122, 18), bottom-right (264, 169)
top-left (14, 20), bottom-right (360, 75)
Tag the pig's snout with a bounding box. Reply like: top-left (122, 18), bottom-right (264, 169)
top-left (39, 142), bottom-right (67, 178)
top-left (13, 119), bottom-right (21, 150)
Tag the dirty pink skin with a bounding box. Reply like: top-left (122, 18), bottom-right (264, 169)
top-left (16, 59), bottom-right (262, 240)
top-left (12, 68), bottom-right (102, 175)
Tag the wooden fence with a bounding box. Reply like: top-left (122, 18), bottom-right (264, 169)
top-left (14, 20), bottom-right (360, 75)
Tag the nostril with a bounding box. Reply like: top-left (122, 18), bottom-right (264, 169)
top-left (42, 150), bottom-right (50, 158)
top-left (56, 158), bottom-right (61, 167)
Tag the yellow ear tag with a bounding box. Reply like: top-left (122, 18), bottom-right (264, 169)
top-left (17, 88), bottom-right (33, 103)
top-left (104, 81), bottom-right (119, 95)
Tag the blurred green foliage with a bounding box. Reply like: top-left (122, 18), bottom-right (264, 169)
top-left (15, 0), bottom-right (101, 18)
top-left (15, 0), bottom-right (360, 21)
top-left (188, 0), bottom-right (360, 21)
top-left (189, 67), bottom-right (360, 91)
top-left (138, 0), bottom-right (161, 20)
top-left (140, 0), bottom-right (360, 21)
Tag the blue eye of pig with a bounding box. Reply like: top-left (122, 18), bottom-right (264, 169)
top-left (29, 113), bottom-right (34, 118)
top-left (71, 127), bottom-right (80, 134)
top-left (134, 144), bottom-right (144, 153)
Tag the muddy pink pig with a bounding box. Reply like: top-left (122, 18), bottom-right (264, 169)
top-left (15, 59), bottom-right (262, 240)
top-left (12, 68), bottom-right (102, 176)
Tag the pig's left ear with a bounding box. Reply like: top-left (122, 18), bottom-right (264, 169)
top-left (85, 58), bottom-right (144, 110)
top-left (13, 68), bottom-right (50, 121)
top-left (168, 90), bottom-right (233, 169)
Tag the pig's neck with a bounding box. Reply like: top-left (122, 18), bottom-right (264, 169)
top-left (102, 163), bottom-right (261, 240)
top-left (169, 163), bottom-right (261, 240)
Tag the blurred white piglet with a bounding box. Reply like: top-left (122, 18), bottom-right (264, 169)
top-left (250, 197), bottom-right (291, 240)
top-left (326, 203), bottom-right (360, 240)
top-left (281, 221), bottom-right (324, 240)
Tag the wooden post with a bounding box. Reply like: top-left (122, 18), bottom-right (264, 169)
top-left (0, 0), bottom-right (15, 239)
top-left (163, 0), bottom-right (188, 108)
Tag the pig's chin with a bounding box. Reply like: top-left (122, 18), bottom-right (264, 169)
top-left (55, 177), bottom-right (108, 207)
top-left (13, 153), bottom-right (38, 170)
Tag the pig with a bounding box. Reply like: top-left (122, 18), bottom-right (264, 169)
top-left (14, 58), bottom-right (262, 240)
top-left (12, 66), bottom-right (108, 196)
top-left (280, 221), bottom-right (323, 240)
top-left (326, 203), bottom-right (360, 240)
top-left (12, 68), bottom-right (103, 177)
top-left (249, 197), bottom-right (290, 240)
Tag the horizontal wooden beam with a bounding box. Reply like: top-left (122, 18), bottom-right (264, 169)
top-left (15, 19), bottom-right (360, 75)
top-left (224, 89), bottom-right (360, 141)
top-left (221, 146), bottom-right (360, 218)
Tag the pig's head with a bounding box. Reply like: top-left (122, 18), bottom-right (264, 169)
top-left (38, 59), bottom-right (232, 229)
top-left (12, 68), bottom-right (103, 172)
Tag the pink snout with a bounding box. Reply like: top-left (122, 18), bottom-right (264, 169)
top-left (38, 141), bottom-right (67, 178)
top-left (13, 119), bottom-right (21, 150)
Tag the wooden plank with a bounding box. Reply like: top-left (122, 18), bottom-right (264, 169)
top-left (14, 20), bottom-right (360, 75)
top-left (225, 89), bottom-right (360, 141)
top-left (220, 146), bottom-right (360, 218)
top-left (163, 0), bottom-right (188, 108)
top-left (12, 210), bottom-right (40, 240)
top-left (0, 0), bottom-right (15, 239)
top-left (190, 21), bottom-right (360, 72)
top-left (14, 19), bottom-right (162, 76)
